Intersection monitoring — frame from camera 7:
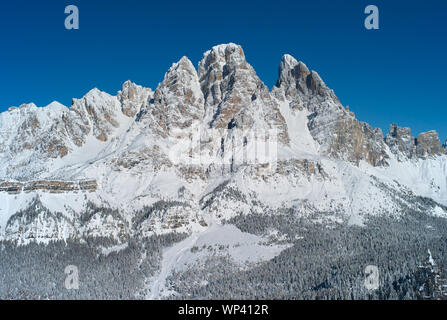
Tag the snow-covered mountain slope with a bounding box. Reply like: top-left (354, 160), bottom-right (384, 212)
top-left (143, 220), bottom-right (290, 299)
top-left (0, 43), bottom-right (446, 245)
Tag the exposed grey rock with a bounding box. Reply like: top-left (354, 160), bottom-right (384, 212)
top-left (273, 54), bottom-right (389, 167)
top-left (66, 88), bottom-right (121, 143)
top-left (0, 180), bottom-right (97, 194)
top-left (385, 125), bottom-right (445, 160)
top-left (146, 56), bottom-right (205, 137)
top-left (272, 54), bottom-right (339, 109)
top-left (118, 80), bottom-right (152, 118)
top-left (385, 124), bottom-right (416, 160)
top-left (2, 43), bottom-right (444, 185)
top-left (198, 43), bottom-right (289, 144)
top-left (415, 130), bottom-right (445, 158)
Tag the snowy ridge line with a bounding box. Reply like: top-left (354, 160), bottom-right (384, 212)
top-left (0, 42), bottom-right (445, 244)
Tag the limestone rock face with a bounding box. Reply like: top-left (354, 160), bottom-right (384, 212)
top-left (0, 180), bottom-right (97, 194)
top-left (147, 56), bottom-right (205, 137)
top-left (5, 103), bottom-right (70, 159)
top-left (416, 131), bottom-right (445, 158)
top-left (199, 43), bottom-right (250, 115)
top-left (0, 42), bottom-right (447, 247)
top-left (385, 125), bottom-right (445, 160)
top-left (329, 116), bottom-right (389, 166)
top-left (198, 43), bottom-right (289, 144)
top-left (118, 80), bottom-right (152, 118)
top-left (66, 88), bottom-right (122, 144)
top-left (2, 43), bottom-right (444, 183)
top-left (0, 85), bottom-right (154, 179)
top-left (0, 102), bottom-right (75, 179)
top-left (273, 54), bottom-right (339, 109)
top-left (385, 124), bottom-right (416, 160)
top-left (273, 54), bottom-right (389, 166)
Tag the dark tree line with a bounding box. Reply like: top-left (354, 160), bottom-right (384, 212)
top-left (166, 210), bottom-right (447, 300)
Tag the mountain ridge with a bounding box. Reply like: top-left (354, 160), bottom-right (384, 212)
top-left (0, 43), bottom-right (446, 245)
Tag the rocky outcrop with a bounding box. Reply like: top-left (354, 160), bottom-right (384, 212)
top-left (118, 80), bottom-right (152, 118)
top-left (385, 124), bottom-right (445, 159)
top-left (199, 43), bottom-right (252, 122)
top-left (416, 131), bottom-right (445, 158)
top-left (276, 159), bottom-right (328, 180)
top-left (1, 102), bottom-right (70, 159)
top-left (385, 124), bottom-right (416, 160)
top-left (273, 54), bottom-right (389, 167)
top-left (0, 180), bottom-right (97, 194)
top-left (328, 116), bottom-right (389, 166)
top-left (66, 89), bottom-right (122, 144)
top-left (273, 54), bottom-right (340, 109)
top-left (198, 43), bottom-right (289, 144)
top-left (78, 180), bottom-right (98, 192)
top-left (0, 82), bottom-right (157, 180)
top-left (146, 56), bottom-right (205, 137)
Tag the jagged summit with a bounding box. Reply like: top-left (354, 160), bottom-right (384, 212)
top-left (2, 43), bottom-right (447, 301)
top-left (167, 56), bottom-right (199, 79)
top-left (0, 42), bottom-right (446, 253)
top-left (415, 130), bottom-right (445, 158)
top-left (198, 43), bottom-right (253, 112)
top-left (146, 55), bottom-right (204, 136)
top-left (385, 124), bottom-right (415, 160)
top-left (0, 42), bottom-right (445, 177)
top-left (385, 124), bottom-right (445, 159)
top-left (200, 43), bottom-right (246, 66)
top-left (272, 52), bottom-right (389, 167)
top-left (280, 54), bottom-right (300, 67)
top-left (196, 43), bottom-right (289, 148)
top-left (274, 53), bottom-right (333, 104)
top-left (118, 80), bottom-right (152, 118)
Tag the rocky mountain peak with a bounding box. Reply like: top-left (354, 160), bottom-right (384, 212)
top-left (199, 43), bottom-right (246, 72)
top-left (273, 54), bottom-right (334, 107)
top-left (198, 43), bottom-right (284, 134)
top-left (198, 43), bottom-right (251, 110)
top-left (415, 130), bottom-right (445, 158)
top-left (384, 125), bottom-right (446, 160)
top-left (67, 89), bottom-right (122, 144)
top-left (196, 44), bottom-right (290, 145)
top-left (385, 124), bottom-right (415, 160)
top-left (118, 80), bottom-right (152, 118)
top-left (273, 54), bottom-right (388, 167)
top-left (275, 54), bottom-right (309, 88)
top-left (147, 56), bottom-right (204, 137)
top-left (176, 56), bottom-right (200, 74)
top-left (280, 54), bottom-right (300, 69)
top-left (45, 101), bottom-right (67, 112)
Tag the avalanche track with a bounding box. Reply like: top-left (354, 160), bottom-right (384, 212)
top-left (147, 220), bottom-right (291, 299)
top-left (147, 229), bottom-right (203, 299)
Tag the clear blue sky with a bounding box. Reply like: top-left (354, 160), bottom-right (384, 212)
top-left (1, 0), bottom-right (446, 141)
